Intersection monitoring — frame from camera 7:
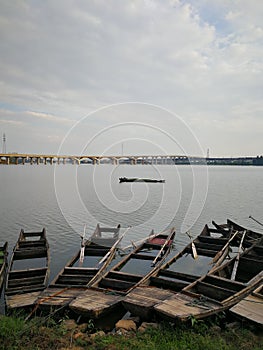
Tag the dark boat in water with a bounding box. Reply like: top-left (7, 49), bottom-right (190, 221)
top-left (0, 242), bottom-right (8, 294)
top-left (5, 228), bottom-right (50, 312)
top-left (69, 228), bottom-right (175, 319)
top-left (212, 218), bottom-right (262, 248)
top-left (119, 177), bottom-right (165, 183)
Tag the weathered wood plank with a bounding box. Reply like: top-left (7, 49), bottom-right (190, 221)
top-left (5, 284), bottom-right (45, 296)
top-left (55, 275), bottom-right (94, 285)
top-left (69, 289), bottom-right (123, 318)
top-left (9, 267), bottom-right (47, 278)
top-left (230, 293), bottom-right (263, 325)
top-left (64, 267), bottom-right (99, 275)
top-left (198, 236), bottom-right (228, 245)
top-left (154, 293), bottom-right (218, 321)
top-left (122, 286), bottom-right (175, 319)
top-left (193, 281), bottom-right (235, 301)
top-left (204, 275), bottom-right (245, 291)
top-left (150, 276), bottom-right (190, 291)
top-left (99, 278), bottom-right (134, 290)
top-left (158, 270), bottom-right (198, 282)
top-left (107, 271), bottom-right (142, 282)
top-left (6, 291), bottom-right (41, 309)
top-left (8, 275), bottom-right (45, 287)
top-left (40, 287), bottom-right (86, 298)
top-left (36, 287), bottom-right (87, 309)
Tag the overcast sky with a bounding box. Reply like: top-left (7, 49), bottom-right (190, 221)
top-left (0, 0), bottom-right (262, 157)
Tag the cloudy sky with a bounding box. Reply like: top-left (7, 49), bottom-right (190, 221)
top-left (0, 0), bottom-right (262, 157)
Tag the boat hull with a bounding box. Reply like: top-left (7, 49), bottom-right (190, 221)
top-left (153, 238), bottom-right (263, 323)
top-left (69, 228), bottom-right (176, 319)
top-left (5, 229), bottom-right (50, 313)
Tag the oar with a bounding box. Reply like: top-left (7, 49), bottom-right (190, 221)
top-left (211, 230), bottom-right (239, 264)
top-left (249, 215), bottom-right (263, 227)
top-left (121, 229), bottom-right (169, 251)
top-left (79, 224), bottom-right (87, 264)
top-left (97, 226), bottom-right (131, 266)
top-left (186, 231), bottom-right (198, 259)
top-left (152, 227), bottom-right (175, 266)
top-left (231, 230), bottom-right (246, 280)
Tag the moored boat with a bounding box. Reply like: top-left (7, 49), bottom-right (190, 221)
top-left (0, 242), bottom-right (8, 293)
top-left (122, 224), bottom-right (239, 320)
top-left (5, 228), bottom-right (50, 313)
top-left (69, 228), bottom-right (175, 319)
top-left (212, 218), bottom-right (262, 247)
top-left (34, 224), bottom-right (124, 314)
top-left (153, 235), bottom-right (263, 323)
top-left (90, 223), bottom-right (121, 247)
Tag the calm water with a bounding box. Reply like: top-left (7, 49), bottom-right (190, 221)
top-left (1, 164), bottom-right (263, 285)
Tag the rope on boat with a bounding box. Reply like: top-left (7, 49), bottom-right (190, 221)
top-left (186, 296), bottom-right (212, 310)
top-left (25, 287), bottom-right (70, 321)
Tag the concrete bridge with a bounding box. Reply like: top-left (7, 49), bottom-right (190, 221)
top-left (0, 153), bottom-right (262, 166)
top-left (0, 153), bottom-right (193, 165)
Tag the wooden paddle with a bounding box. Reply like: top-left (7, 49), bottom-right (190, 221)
top-left (121, 228), bottom-right (169, 251)
top-left (211, 230), bottom-right (239, 264)
top-left (152, 227), bottom-right (175, 266)
top-left (186, 231), bottom-right (198, 259)
top-left (231, 230), bottom-right (246, 280)
top-left (98, 226), bottom-right (130, 265)
top-left (79, 224), bottom-right (87, 264)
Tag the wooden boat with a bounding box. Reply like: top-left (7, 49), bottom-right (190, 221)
top-left (212, 219), bottom-right (262, 247)
top-left (153, 235), bottom-right (263, 323)
top-left (0, 242), bottom-right (8, 293)
top-left (122, 224), bottom-right (239, 320)
top-left (69, 228), bottom-right (175, 319)
top-left (5, 229), bottom-right (50, 312)
top-left (35, 224), bottom-right (124, 313)
top-left (90, 223), bottom-right (121, 247)
top-left (119, 177), bottom-right (165, 183)
top-left (230, 282), bottom-right (263, 327)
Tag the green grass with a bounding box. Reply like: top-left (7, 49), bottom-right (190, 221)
top-left (91, 323), bottom-right (263, 350)
top-left (0, 315), bottom-right (262, 350)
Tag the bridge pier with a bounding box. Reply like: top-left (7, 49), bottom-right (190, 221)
top-left (112, 158), bottom-right (118, 165)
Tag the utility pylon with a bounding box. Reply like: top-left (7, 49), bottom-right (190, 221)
top-left (2, 133), bottom-right (6, 153)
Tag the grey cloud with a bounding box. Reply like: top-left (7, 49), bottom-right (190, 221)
top-left (0, 0), bottom-right (262, 155)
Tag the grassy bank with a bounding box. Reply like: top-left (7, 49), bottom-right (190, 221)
top-left (0, 314), bottom-right (262, 350)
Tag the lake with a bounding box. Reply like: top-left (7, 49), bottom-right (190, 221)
top-left (0, 164), bottom-right (263, 285)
